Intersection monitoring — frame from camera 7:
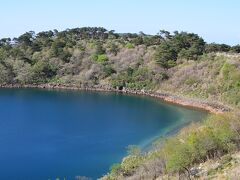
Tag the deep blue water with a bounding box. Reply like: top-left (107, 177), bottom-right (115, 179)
top-left (0, 88), bottom-right (207, 180)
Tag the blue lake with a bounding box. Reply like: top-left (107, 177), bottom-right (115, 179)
top-left (0, 88), bottom-right (208, 180)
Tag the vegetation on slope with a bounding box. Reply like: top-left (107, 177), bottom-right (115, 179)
top-left (101, 112), bottom-right (240, 179)
top-left (0, 27), bottom-right (240, 108)
top-left (1, 27), bottom-right (240, 179)
top-left (158, 53), bottom-right (240, 107)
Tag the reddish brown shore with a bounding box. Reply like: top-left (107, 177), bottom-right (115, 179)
top-left (0, 83), bottom-right (231, 114)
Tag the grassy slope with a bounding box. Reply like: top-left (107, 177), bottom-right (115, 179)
top-left (158, 151), bottom-right (240, 180)
top-left (158, 53), bottom-right (240, 108)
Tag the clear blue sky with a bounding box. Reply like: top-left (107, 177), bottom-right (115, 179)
top-left (0, 0), bottom-right (239, 45)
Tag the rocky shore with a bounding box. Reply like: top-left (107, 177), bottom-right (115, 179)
top-left (0, 83), bottom-right (231, 114)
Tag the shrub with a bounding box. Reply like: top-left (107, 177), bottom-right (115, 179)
top-left (158, 113), bottom-right (240, 176)
top-left (163, 138), bottom-right (194, 174)
top-left (91, 54), bottom-right (98, 61)
top-left (220, 154), bottom-right (232, 165)
top-left (107, 42), bottom-right (119, 55)
top-left (31, 60), bottom-right (57, 83)
top-left (103, 66), bottom-right (116, 77)
top-left (91, 54), bottom-right (108, 63)
top-left (125, 43), bottom-right (134, 49)
top-left (110, 163), bottom-right (122, 175)
top-left (154, 42), bottom-right (177, 68)
top-left (97, 54), bottom-right (108, 62)
top-left (0, 63), bottom-right (12, 84)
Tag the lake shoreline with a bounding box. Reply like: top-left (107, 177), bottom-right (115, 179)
top-left (0, 83), bottom-right (230, 114)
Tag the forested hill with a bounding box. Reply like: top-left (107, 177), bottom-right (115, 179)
top-left (0, 27), bottom-right (240, 107)
top-left (1, 27), bottom-right (240, 179)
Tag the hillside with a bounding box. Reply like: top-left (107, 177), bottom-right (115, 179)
top-left (0, 27), bottom-right (240, 179)
top-left (101, 111), bottom-right (240, 180)
top-left (1, 28), bottom-right (240, 108)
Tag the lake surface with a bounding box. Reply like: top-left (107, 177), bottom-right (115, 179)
top-left (0, 88), bottom-right (208, 180)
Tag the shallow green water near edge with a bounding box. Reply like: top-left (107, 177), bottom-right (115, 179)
top-left (0, 88), bottom-right (208, 180)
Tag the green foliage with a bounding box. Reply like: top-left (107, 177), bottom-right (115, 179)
top-left (103, 65), bottom-right (116, 77)
top-left (110, 163), bottom-right (122, 175)
top-left (231, 45), bottom-right (240, 53)
top-left (205, 43), bottom-right (231, 53)
top-left (0, 63), bottom-right (12, 84)
top-left (174, 32), bottom-right (205, 59)
top-left (162, 113), bottom-right (240, 174)
top-left (111, 67), bottom-right (156, 90)
top-left (164, 138), bottom-right (193, 173)
top-left (0, 48), bottom-right (8, 61)
top-left (155, 32), bottom-right (205, 68)
top-left (12, 60), bottom-right (33, 84)
top-left (221, 62), bottom-right (240, 83)
top-left (91, 54), bottom-right (98, 61)
top-left (125, 43), bottom-right (134, 49)
top-left (92, 54), bottom-right (108, 63)
top-left (95, 41), bottom-right (105, 54)
top-left (97, 54), bottom-right (108, 62)
top-left (50, 39), bottom-right (71, 62)
top-left (105, 146), bottom-right (146, 178)
top-left (220, 62), bottom-right (240, 106)
top-left (131, 36), bottom-right (144, 46)
top-left (219, 154), bottom-right (232, 165)
top-left (16, 31), bottom-right (35, 47)
top-left (107, 41), bottom-right (119, 55)
top-left (31, 60), bottom-right (57, 83)
top-left (142, 35), bottom-right (161, 46)
top-left (155, 42), bottom-right (177, 68)
top-left (120, 155), bottom-right (145, 175)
